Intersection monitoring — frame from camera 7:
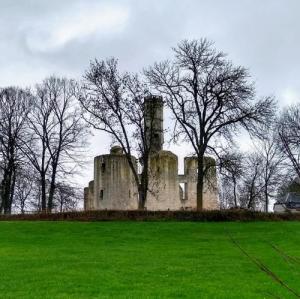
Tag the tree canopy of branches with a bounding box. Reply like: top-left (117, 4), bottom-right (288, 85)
top-left (80, 58), bottom-right (157, 209)
top-left (0, 87), bottom-right (33, 214)
top-left (145, 39), bottom-right (275, 210)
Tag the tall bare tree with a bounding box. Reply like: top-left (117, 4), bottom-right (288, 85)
top-left (22, 77), bottom-right (87, 212)
top-left (80, 58), bottom-right (157, 209)
top-left (0, 87), bottom-right (33, 214)
top-left (22, 86), bottom-right (53, 212)
top-left (46, 78), bottom-right (87, 211)
top-left (145, 39), bottom-right (275, 210)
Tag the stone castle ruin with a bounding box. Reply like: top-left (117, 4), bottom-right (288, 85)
top-left (84, 96), bottom-right (219, 211)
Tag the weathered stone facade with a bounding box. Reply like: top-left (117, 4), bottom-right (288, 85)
top-left (146, 150), bottom-right (182, 210)
top-left (84, 96), bottom-right (219, 211)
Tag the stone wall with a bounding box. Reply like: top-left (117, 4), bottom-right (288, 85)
top-left (84, 187), bottom-right (89, 210)
top-left (179, 156), bottom-right (219, 210)
top-left (92, 147), bottom-right (138, 210)
top-left (87, 180), bottom-right (94, 210)
top-left (146, 150), bottom-right (181, 210)
top-left (84, 149), bottom-right (219, 211)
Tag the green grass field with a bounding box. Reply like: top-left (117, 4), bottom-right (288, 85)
top-left (0, 221), bottom-right (300, 299)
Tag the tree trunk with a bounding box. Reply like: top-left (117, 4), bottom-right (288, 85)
top-left (125, 151), bottom-right (149, 210)
top-left (265, 185), bottom-right (269, 213)
top-left (41, 173), bottom-right (47, 212)
top-left (8, 170), bottom-right (16, 214)
top-left (48, 162), bottom-right (58, 213)
top-left (233, 182), bottom-right (238, 208)
top-left (196, 155), bottom-right (204, 211)
top-left (138, 186), bottom-right (146, 210)
top-left (1, 170), bottom-right (11, 214)
top-left (21, 200), bottom-right (25, 214)
top-left (247, 189), bottom-right (254, 210)
top-left (1, 162), bottom-right (15, 214)
top-left (0, 171), bottom-right (7, 213)
top-left (138, 162), bottom-right (149, 210)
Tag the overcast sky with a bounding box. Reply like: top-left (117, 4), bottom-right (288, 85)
top-left (0, 0), bottom-right (299, 186)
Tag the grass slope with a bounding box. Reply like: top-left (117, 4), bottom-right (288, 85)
top-left (0, 221), bottom-right (300, 298)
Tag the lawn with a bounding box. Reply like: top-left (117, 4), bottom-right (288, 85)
top-left (0, 221), bottom-right (300, 298)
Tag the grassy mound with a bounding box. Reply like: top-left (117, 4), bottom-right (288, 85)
top-left (1, 221), bottom-right (300, 298)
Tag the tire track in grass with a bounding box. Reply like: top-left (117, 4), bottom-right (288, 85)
top-left (245, 234), bottom-right (300, 270)
top-left (225, 229), bottom-right (300, 298)
top-left (265, 291), bottom-right (283, 299)
top-left (268, 243), bottom-right (300, 267)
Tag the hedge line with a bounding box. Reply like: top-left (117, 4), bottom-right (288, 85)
top-left (0, 210), bottom-right (299, 222)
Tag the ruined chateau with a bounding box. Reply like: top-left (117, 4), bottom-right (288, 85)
top-left (84, 96), bottom-right (219, 211)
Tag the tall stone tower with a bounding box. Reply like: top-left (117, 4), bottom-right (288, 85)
top-left (144, 96), bottom-right (164, 153)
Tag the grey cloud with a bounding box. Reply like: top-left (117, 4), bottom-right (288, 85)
top-left (0, 0), bottom-right (299, 100)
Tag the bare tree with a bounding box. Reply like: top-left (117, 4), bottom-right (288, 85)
top-left (22, 86), bottom-right (53, 212)
top-left (219, 130), bottom-right (284, 212)
top-left (277, 104), bottom-right (300, 178)
top-left (254, 132), bottom-right (285, 212)
top-left (22, 77), bottom-right (87, 212)
top-left (239, 153), bottom-right (264, 210)
top-left (53, 182), bottom-right (81, 212)
top-left (219, 151), bottom-right (244, 208)
top-left (45, 78), bottom-right (87, 211)
top-left (0, 87), bottom-right (33, 214)
top-left (13, 167), bottom-right (36, 214)
top-left (80, 58), bottom-right (157, 209)
top-left (145, 39), bottom-right (275, 210)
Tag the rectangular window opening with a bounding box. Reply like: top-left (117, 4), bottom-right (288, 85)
top-left (179, 183), bottom-right (185, 201)
top-left (101, 163), bottom-right (106, 173)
